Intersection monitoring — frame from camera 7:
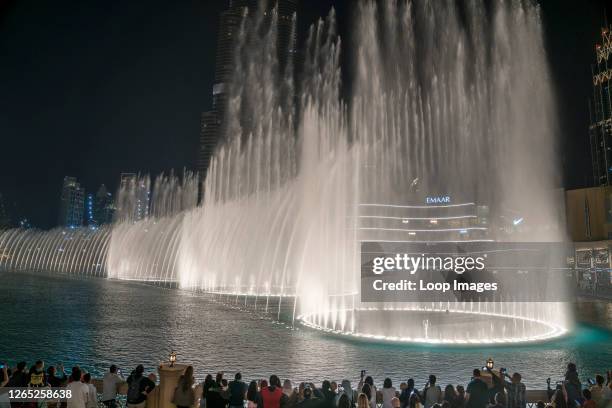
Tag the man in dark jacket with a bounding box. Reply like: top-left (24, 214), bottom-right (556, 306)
top-left (206, 372), bottom-right (229, 408)
top-left (564, 363), bottom-right (582, 408)
top-left (466, 370), bottom-right (489, 408)
top-left (7, 362), bottom-right (27, 387)
top-left (400, 379), bottom-right (416, 408)
top-left (47, 364), bottom-right (68, 388)
top-left (126, 365), bottom-right (156, 408)
top-left (228, 373), bottom-right (248, 408)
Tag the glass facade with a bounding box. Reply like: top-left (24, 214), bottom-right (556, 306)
top-left (58, 176), bottom-right (84, 228)
top-left (590, 26), bottom-right (612, 185)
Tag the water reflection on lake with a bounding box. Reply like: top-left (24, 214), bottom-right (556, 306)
top-left (1, 272), bottom-right (610, 388)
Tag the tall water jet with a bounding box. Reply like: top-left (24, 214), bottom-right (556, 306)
top-left (107, 170), bottom-right (198, 283)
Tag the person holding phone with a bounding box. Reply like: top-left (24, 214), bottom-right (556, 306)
top-left (102, 365), bottom-right (124, 408)
top-left (422, 376), bottom-right (442, 408)
top-left (358, 376), bottom-right (377, 408)
top-left (589, 375), bottom-right (605, 408)
top-left (503, 372), bottom-right (526, 408)
top-left (465, 370), bottom-right (488, 408)
top-left (47, 364), bottom-right (68, 387)
top-left (0, 363), bottom-right (8, 387)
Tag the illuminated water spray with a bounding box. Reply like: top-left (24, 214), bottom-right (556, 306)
top-left (0, 1), bottom-right (571, 344)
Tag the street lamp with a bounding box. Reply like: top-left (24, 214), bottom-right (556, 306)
top-left (169, 351), bottom-right (177, 367)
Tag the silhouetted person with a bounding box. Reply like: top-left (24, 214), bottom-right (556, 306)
top-left (466, 370), bottom-right (489, 408)
top-left (228, 373), bottom-right (248, 408)
top-left (126, 365), bottom-right (156, 408)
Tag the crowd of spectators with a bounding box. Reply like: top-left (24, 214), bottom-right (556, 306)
top-left (0, 361), bottom-right (157, 408)
top-left (0, 360), bottom-right (610, 408)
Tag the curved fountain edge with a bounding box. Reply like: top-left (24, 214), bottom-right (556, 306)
top-left (297, 307), bottom-right (570, 346)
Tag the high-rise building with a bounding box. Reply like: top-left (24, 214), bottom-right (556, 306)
top-left (197, 1), bottom-right (249, 183)
top-left (58, 176), bottom-right (85, 228)
top-left (198, 111), bottom-right (221, 186)
top-left (96, 184), bottom-right (115, 225)
top-left (0, 193), bottom-right (10, 230)
top-left (117, 173), bottom-right (150, 222)
top-left (86, 185), bottom-right (115, 227)
top-left (86, 193), bottom-right (95, 227)
top-left (589, 24), bottom-right (612, 186)
top-left (197, 0), bottom-right (298, 185)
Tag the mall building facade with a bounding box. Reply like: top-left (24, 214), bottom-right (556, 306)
top-left (565, 186), bottom-right (612, 294)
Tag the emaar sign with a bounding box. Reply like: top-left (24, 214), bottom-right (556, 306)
top-left (426, 195), bottom-right (451, 204)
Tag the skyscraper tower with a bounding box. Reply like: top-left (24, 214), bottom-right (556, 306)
top-left (94, 184), bottom-right (115, 225)
top-left (85, 185), bottom-right (115, 227)
top-left (197, 0), bottom-right (298, 190)
top-left (589, 24), bottom-right (612, 186)
top-left (58, 176), bottom-right (85, 228)
top-left (116, 173), bottom-right (150, 222)
top-left (0, 193), bottom-right (10, 230)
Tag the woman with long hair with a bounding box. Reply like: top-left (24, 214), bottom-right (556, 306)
top-left (362, 384), bottom-right (373, 403)
top-left (173, 366), bottom-right (196, 408)
top-left (260, 375), bottom-right (284, 408)
top-left (382, 378), bottom-right (396, 408)
top-left (201, 374), bottom-right (214, 408)
top-left (358, 393), bottom-right (371, 408)
top-left (443, 385), bottom-right (458, 408)
top-left (247, 380), bottom-right (260, 408)
top-left (364, 377), bottom-right (377, 408)
top-left (409, 392), bottom-right (422, 408)
top-left (454, 385), bottom-right (466, 408)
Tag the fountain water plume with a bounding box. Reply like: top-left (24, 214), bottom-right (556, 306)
top-left (114, 173), bottom-right (151, 224)
top-left (0, 0), bottom-right (572, 344)
top-left (107, 170), bottom-right (199, 282)
top-left (150, 170), bottom-right (199, 218)
top-left (0, 227), bottom-right (109, 277)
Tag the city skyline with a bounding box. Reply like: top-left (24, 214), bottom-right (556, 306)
top-left (0, 0), bottom-right (609, 228)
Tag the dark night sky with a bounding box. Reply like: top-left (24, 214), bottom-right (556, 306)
top-left (0, 0), bottom-right (610, 228)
